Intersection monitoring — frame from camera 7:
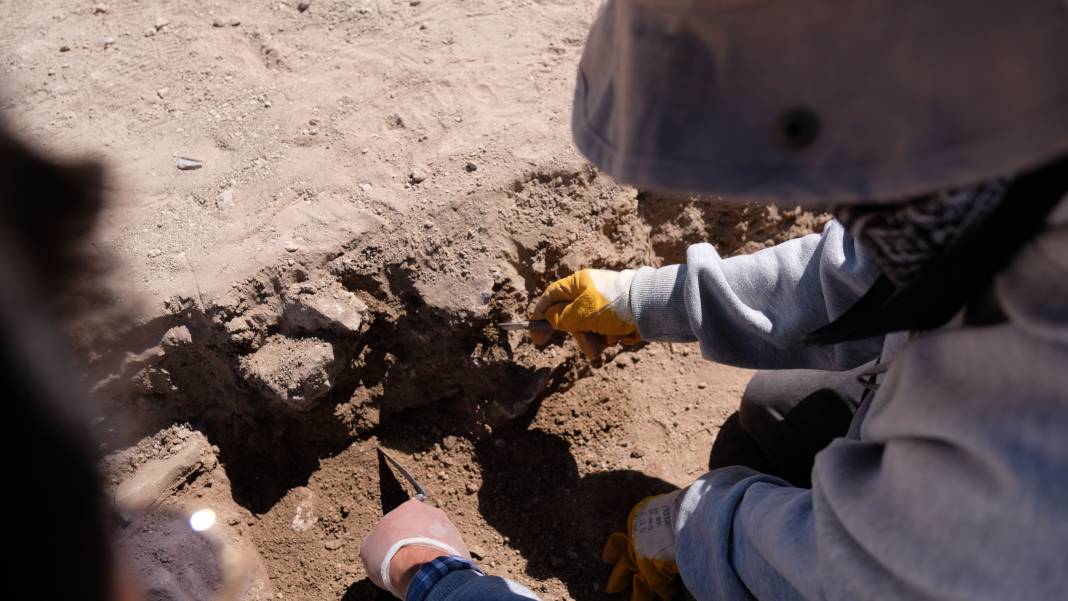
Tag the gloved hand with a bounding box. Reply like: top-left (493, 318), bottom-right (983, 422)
top-left (530, 268), bottom-right (641, 359)
top-left (603, 490), bottom-right (684, 601)
top-left (360, 500), bottom-right (472, 599)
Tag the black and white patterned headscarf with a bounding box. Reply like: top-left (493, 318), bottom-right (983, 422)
top-left (835, 179), bottom-right (1011, 288)
top-left (806, 156), bottom-right (1067, 345)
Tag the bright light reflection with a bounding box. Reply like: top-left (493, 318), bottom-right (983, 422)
top-left (189, 509), bottom-right (216, 532)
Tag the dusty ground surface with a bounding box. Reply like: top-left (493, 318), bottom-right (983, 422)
top-left (3, 2), bottom-right (824, 600)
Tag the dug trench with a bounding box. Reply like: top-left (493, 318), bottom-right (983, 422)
top-left (86, 167), bottom-right (825, 600)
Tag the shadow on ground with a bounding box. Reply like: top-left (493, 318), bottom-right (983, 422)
top-left (475, 428), bottom-right (676, 601)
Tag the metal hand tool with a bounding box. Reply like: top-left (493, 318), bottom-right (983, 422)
top-left (378, 448), bottom-right (428, 502)
top-left (495, 319), bottom-right (554, 335)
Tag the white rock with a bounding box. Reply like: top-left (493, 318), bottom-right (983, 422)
top-left (217, 189), bottom-right (235, 209)
top-left (283, 280), bottom-right (368, 334)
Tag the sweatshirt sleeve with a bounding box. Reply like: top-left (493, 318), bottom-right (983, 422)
top-left (628, 219), bottom-right (883, 370)
top-left (674, 320), bottom-right (1068, 601)
top-left (422, 571), bottom-right (539, 601)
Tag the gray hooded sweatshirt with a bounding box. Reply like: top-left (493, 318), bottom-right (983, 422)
top-left (628, 201), bottom-right (1068, 600)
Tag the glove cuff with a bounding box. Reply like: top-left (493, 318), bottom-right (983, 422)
top-left (380, 537), bottom-right (464, 597)
top-left (630, 265), bottom-right (694, 341)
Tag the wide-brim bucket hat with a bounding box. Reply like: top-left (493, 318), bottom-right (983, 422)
top-left (572, 0), bottom-right (1068, 206)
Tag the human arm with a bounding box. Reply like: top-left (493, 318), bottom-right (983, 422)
top-left (673, 323), bottom-right (1068, 600)
top-left (361, 500), bottom-right (538, 601)
top-left (631, 219), bottom-right (883, 370)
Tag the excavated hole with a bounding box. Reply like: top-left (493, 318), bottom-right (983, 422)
top-left (86, 166), bottom-right (826, 516)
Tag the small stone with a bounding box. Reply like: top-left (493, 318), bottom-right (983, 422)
top-left (59, 45), bottom-right (71, 52)
top-left (176, 157), bottom-right (203, 170)
top-left (469, 545), bottom-right (487, 560)
top-left (410, 0), bottom-right (421, 5)
top-left (464, 161), bottom-right (477, 172)
top-left (284, 242), bottom-right (299, 253)
top-left (216, 189), bottom-right (235, 209)
top-left (408, 169), bottom-right (427, 184)
top-left (92, 3), bottom-right (109, 14)
top-left (298, 0), bottom-right (312, 12)
top-left (385, 113), bottom-right (405, 129)
top-left (630, 449), bottom-right (644, 459)
top-left (147, 248), bottom-right (162, 258)
top-left (103, 37), bottom-right (116, 49)
top-left (155, 17), bottom-right (170, 30)
top-left (290, 487), bottom-right (318, 531)
top-left (465, 481), bottom-right (478, 495)
top-left (282, 280), bottom-right (368, 334)
top-left (324, 539), bottom-right (343, 551)
top-left (213, 16), bottom-right (241, 27)
top-left (144, 28), bottom-right (156, 37)
top-left (156, 88), bottom-right (168, 99)
top-left (697, 381), bottom-right (708, 390)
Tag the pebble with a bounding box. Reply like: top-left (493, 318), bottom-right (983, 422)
top-left (408, 168), bottom-right (427, 184)
top-left (176, 158), bottom-right (202, 170)
top-left (697, 381), bottom-right (708, 390)
top-left (144, 28), bottom-right (156, 37)
top-left (284, 242), bottom-right (299, 253)
top-left (147, 248), bottom-right (162, 258)
top-left (213, 16), bottom-right (241, 27)
top-left (59, 45), bottom-right (71, 52)
top-left (156, 88), bottom-right (168, 99)
top-left (92, 3), bottom-right (109, 14)
top-left (464, 161), bottom-right (477, 172)
top-left (297, 0), bottom-right (311, 12)
top-left (103, 37), bottom-right (116, 49)
top-left (216, 189), bottom-right (235, 209)
top-left (324, 539), bottom-right (343, 551)
top-left (465, 481), bottom-right (478, 495)
top-left (155, 17), bottom-right (170, 31)
top-left (630, 449), bottom-right (644, 459)
top-left (469, 545), bottom-right (487, 560)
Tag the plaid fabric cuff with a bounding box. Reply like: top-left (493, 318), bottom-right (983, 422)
top-left (405, 555), bottom-right (485, 601)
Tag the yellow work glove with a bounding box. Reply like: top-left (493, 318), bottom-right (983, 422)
top-left (530, 269), bottom-right (641, 360)
top-left (603, 490), bottom-right (684, 601)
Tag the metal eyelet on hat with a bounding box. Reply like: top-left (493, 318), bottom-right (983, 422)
top-left (777, 107), bottom-right (821, 150)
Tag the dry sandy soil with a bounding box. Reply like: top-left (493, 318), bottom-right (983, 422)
top-left (2, 2), bottom-right (824, 600)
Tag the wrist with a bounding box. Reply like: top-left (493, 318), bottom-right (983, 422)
top-left (629, 265), bottom-right (692, 341)
top-left (389, 545), bottom-right (449, 598)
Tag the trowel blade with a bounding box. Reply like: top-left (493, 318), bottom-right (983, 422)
top-left (496, 319), bottom-right (552, 333)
